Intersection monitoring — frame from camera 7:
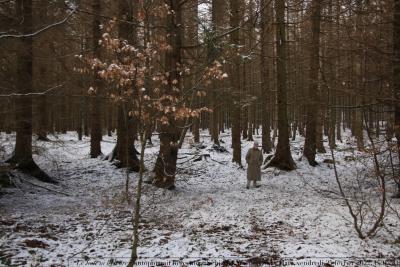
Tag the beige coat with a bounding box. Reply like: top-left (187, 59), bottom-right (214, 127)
top-left (245, 148), bottom-right (263, 181)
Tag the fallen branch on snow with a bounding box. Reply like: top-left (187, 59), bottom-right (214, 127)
top-left (16, 176), bottom-right (71, 197)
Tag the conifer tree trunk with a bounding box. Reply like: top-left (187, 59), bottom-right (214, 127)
top-left (335, 0), bottom-right (342, 143)
top-left (209, 0), bottom-right (226, 146)
top-left (7, 0), bottom-right (54, 183)
top-left (246, 0), bottom-right (255, 142)
top-left (189, 1), bottom-right (200, 144)
top-left (242, 61), bottom-right (248, 140)
top-left (36, 68), bottom-right (48, 141)
top-left (304, 0), bottom-right (321, 166)
top-left (89, 0), bottom-right (102, 158)
top-left (327, 0), bottom-right (336, 149)
top-left (105, 0), bottom-right (140, 171)
top-left (266, 0), bottom-right (295, 170)
top-left (84, 97), bottom-right (89, 137)
top-left (154, 0), bottom-right (182, 189)
top-left (183, 0), bottom-right (200, 144)
top-left (10, 0), bottom-right (33, 166)
top-left (260, 0), bottom-right (273, 153)
top-left (229, 0), bottom-right (242, 165)
top-left (353, 0), bottom-right (365, 151)
top-left (35, 0), bottom-right (49, 141)
top-left (107, 103), bottom-right (113, 137)
top-left (393, 0), bottom-right (400, 196)
top-left (316, 114), bottom-right (326, 153)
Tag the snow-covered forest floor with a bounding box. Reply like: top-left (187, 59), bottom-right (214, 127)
top-left (0, 131), bottom-right (400, 266)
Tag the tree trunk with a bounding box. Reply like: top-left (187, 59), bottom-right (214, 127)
top-left (37, 68), bottom-right (49, 141)
top-left (242, 63), bottom-right (248, 141)
top-left (354, 1), bottom-right (365, 151)
top-left (393, 0), bottom-right (400, 196)
top-left (246, 0), bottom-right (255, 142)
top-left (127, 130), bottom-right (146, 267)
top-left (32, 0), bottom-right (50, 141)
top-left (7, 0), bottom-right (54, 183)
top-left (260, 0), bottom-right (273, 153)
top-left (104, 0), bottom-right (140, 171)
top-left (316, 114), bottom-right (326, 153)
top-left (229, 0), bottom-right (242, 166)
top-left (266, 0), bottom-right (296, 170)
top-left (107, 101), bottom-right (113, 137)
top-left (328, 2), bottom-right (337, 149)
top-left (105, 104), bottom-right (140, 171)
top-left (89, 0), bottom-right (102, 158)
top-left (303, 0), bottom-right (321, 166)
top-left (209, 0), bottom-right (226, 146)
top-left (153, 0), bottom-right (183, 189)
top-left (184, 0), bottom-right (200, 144)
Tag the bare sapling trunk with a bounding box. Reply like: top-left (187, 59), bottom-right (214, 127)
top-left (363, 113), bottom-right (386, 237)
top-left (329, 110), bottom-right (387, 239)
top-left (127, 129), bottom-right (146, 267)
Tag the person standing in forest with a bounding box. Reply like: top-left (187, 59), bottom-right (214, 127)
top-left (245, 141), bottom-right (263, 189)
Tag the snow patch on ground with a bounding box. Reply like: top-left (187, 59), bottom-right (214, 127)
top-left (0, 131), bottom-right (399, 266)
